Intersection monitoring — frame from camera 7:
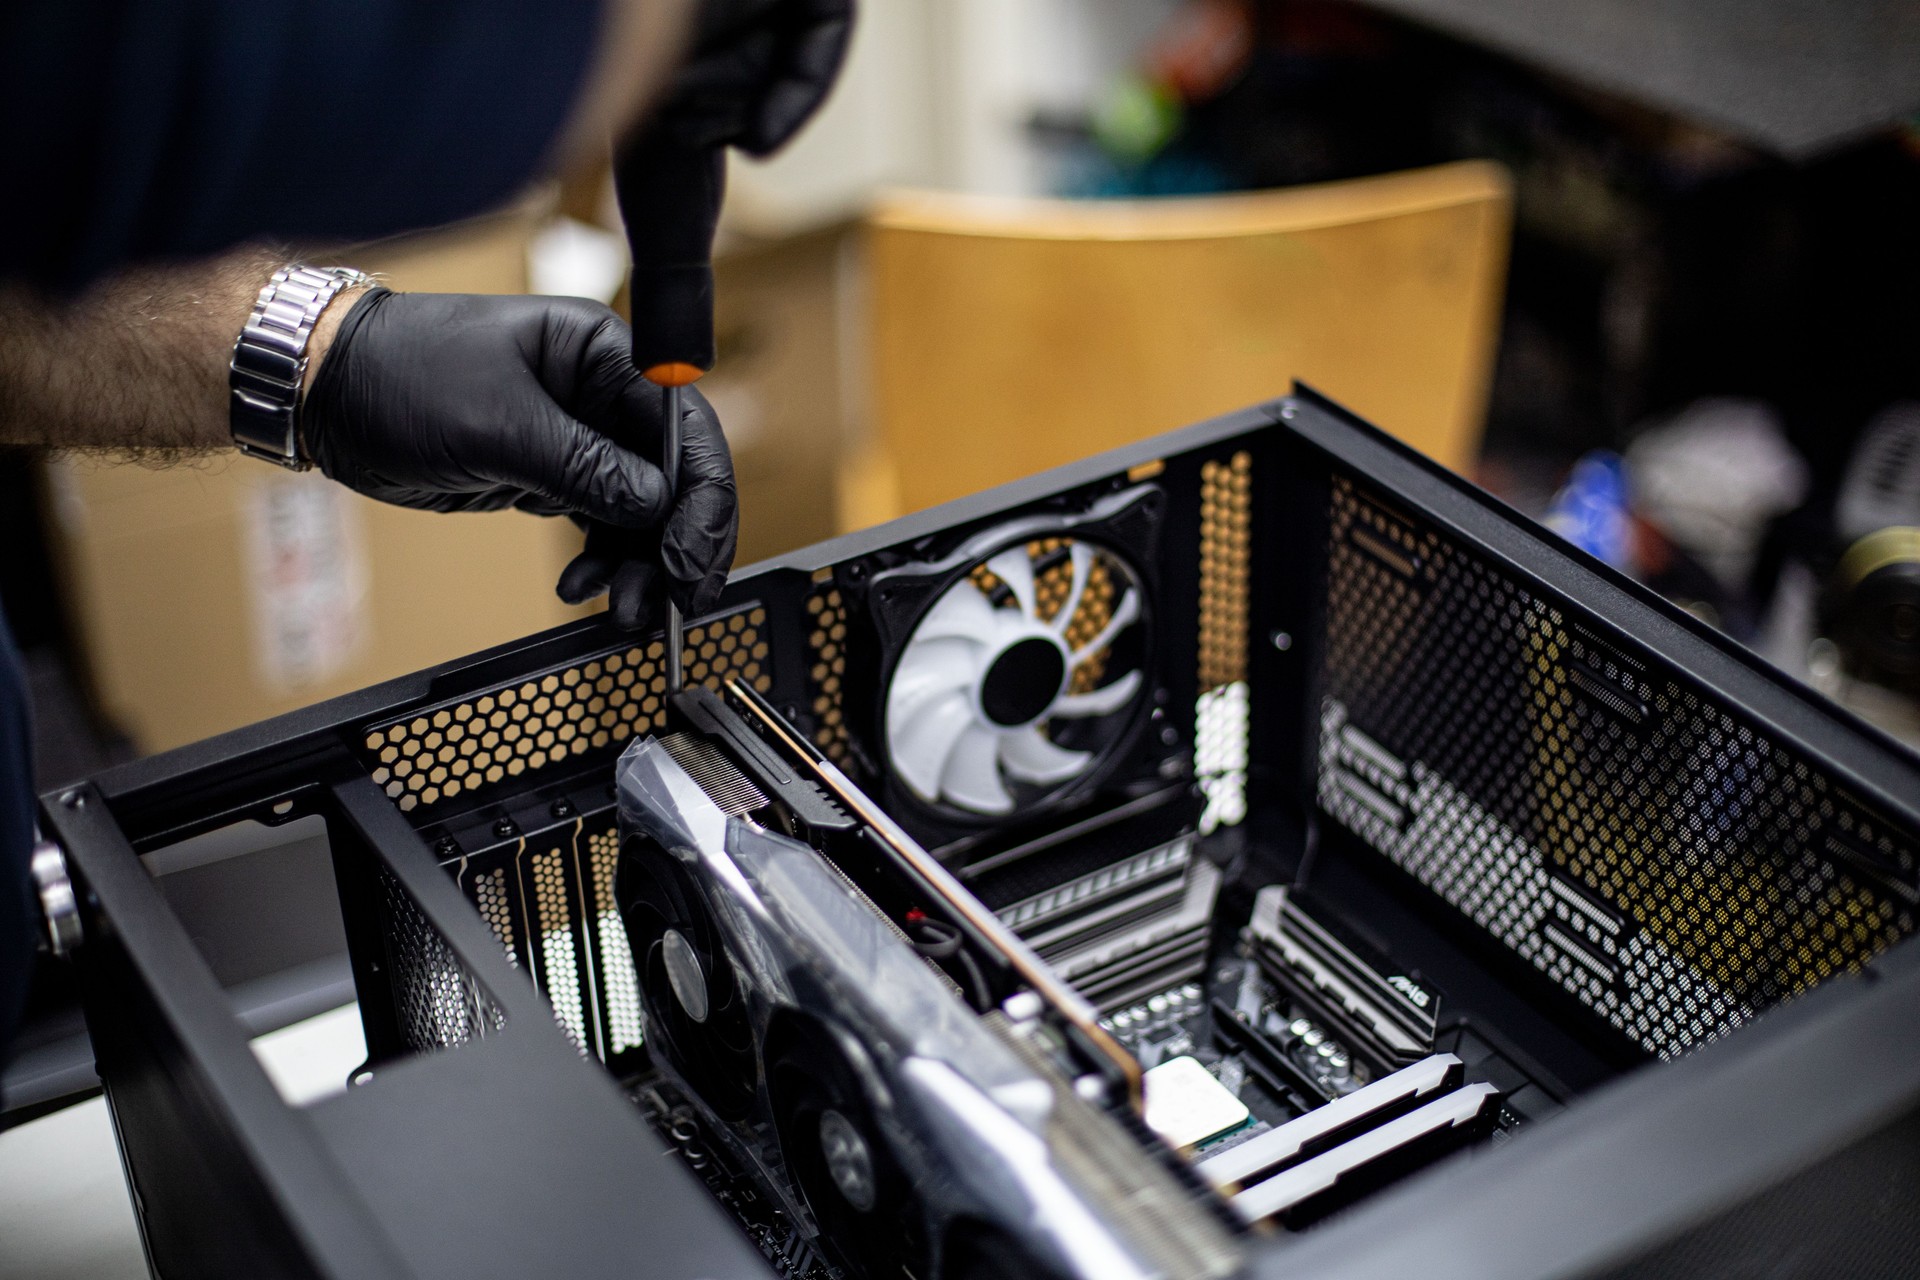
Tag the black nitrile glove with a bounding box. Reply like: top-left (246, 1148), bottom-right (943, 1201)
top-left (304, 288), bottom-right (736, 628)
top-left (661, 0), bottom-right (855, 155)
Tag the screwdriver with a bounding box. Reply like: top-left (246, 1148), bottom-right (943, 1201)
top-left (615, 133), bottom-right (727, 694)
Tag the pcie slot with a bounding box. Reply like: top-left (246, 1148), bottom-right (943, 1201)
top-left (1028, 880), bottom-right (1191, 960)
top-left (998, 839), bottom-right (1192, 936)
top-left (1195, 1054), bottom-right (1464, 1189)
top-left (1049, 860), bottom-right (1221, 1006)
top-left (1226, 1083), bottom-right (1499, 1224)
top-left (1072, 927), bottom-right (1212, 1012)
top-left (1245, 887), bottom-right (1437, 1066)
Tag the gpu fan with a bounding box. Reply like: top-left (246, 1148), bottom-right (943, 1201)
top-left (622, 848), bottom-right (759, 1120)
top-left (860, 484), bottom-right (1163, 830)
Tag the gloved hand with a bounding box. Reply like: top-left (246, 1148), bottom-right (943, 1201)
top-left (304, 288), bottom-right (737, 628)
top-left (653, 0), bottom-right (855, 155)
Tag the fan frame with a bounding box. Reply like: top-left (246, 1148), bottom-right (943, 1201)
top-left (857, 484), bottom-right (1168, 841)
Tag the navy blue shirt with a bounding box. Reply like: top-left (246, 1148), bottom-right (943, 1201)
top-left (0, 613), bottom-right (33, 1060)
top-left (0, 0), bottom-right (602, 1062)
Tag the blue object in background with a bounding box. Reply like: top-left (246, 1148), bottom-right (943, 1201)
top-left (1544, 451), bottom-right (1634, 570)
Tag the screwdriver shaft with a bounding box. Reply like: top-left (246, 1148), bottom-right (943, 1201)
top-left (664, 383), bottom-right (685, 693)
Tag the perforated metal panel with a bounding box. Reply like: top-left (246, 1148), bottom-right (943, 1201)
top-left (438, 816), bottom-right (646, 1067)
top-left (362, 609), bottom-right (773, 814)
top-left (531, 846), bottom-right (589, 1054)
top-left (588, 826), bottom-right (645, 1057)
top-left (379, 867), bottom-right (506, 1053)
top-left (1317, 474), bottom-right (1920, 1058)
top-left (1197, 451), bottom-right (1253, 832)
top-left (473, 866), bottom-right (518, 969)
top-left (803, 576), bottom-right (853, 764)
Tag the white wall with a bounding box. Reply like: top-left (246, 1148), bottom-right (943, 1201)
top-left (723, 0), bottom-right (1181, 233)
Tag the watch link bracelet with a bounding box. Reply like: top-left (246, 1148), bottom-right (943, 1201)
top-left (229, 264), bottom-right (370, 470)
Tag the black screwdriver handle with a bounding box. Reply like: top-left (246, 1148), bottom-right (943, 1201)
top-left (616, 128), bottom-right (726, 380)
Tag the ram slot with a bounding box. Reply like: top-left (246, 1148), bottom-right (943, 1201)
top-left (1228, 1084), bottom-right (1499, 1225)
top-left (1195, 1053), bottom-right (1464, 1190)
top-left (1243, 886), bottom-right (1438, 1068)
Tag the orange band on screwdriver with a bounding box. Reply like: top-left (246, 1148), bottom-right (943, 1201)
top-left (643, 362), bottom-right (705, 387)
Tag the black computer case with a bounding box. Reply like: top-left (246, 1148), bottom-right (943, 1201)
top-left (33, 388), bottom-right (1920, 1279)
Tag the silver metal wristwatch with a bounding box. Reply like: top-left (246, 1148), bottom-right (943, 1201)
top-left (229, 264), bottom-right (370, 470)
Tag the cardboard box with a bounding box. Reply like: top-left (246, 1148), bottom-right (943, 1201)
top-left (707, 222), bottom-right (857, 565)
top-left (49, 207), bottom-right (862, 753)
top-left (48, 209), bottom-right (593, 753)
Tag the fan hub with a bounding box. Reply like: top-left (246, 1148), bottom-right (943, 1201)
top-left (661, 928), bottom-right (710, 1023)
top-left (818, 1109), bottom-right (877, 1212)
top-left (979, 635), bottom-right (1069, 728)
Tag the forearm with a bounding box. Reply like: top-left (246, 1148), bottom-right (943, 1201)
top-left (0, 248), bottom-right (359, 455)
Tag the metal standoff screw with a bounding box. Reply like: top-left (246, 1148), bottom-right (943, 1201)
top-left (550, 797), bottom-right (576, 819)
top-left (30, 839), bottom-right (81, 957)
top-left (492, 816), bottom-right (518, 839)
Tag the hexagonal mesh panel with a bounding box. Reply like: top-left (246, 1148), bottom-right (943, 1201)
top-left (362, 608), bottom-right (772, 813)
top-left (803, 577), bottom-right (852, 764)
top-left (1317, 475), bottom-right (1920, 1058)
top-left (1198, 450), bottom-right (1253, 832)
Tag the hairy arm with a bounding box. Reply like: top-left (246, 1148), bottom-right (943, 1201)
top-left (0, 249), bottom-right (365, 455)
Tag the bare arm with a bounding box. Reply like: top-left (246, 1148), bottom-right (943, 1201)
top-left (0, 0), bottom-right (705, 454)
top-left (0, 249), bottom-right (366, 455)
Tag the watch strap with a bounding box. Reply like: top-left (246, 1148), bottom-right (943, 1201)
top-left (230, 264), bottom-right (368, 470)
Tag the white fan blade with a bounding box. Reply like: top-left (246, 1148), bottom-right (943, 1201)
top-left (1071, 584), bottom-right (1141, 663)
top-left (887, 636), bottom-right (984, 735)
top-left (916, 578), bottom-right (1000, 644)
top-left (942, 724), bottom-right (1014, 813)
top-left (1050, 543), bottom-right (1094, 634)
top-left (986, 547), bottom-right (1037, 621)
top-left (1000, 727), bottom-right (1092, 785)
top-left (892, 689), bottom-right (977, 801)
top-left (1052, 669), bottom-right (1143, 719)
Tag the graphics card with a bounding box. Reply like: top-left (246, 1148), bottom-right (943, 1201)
top-left (614, 688), bottom-right (1240, 1280)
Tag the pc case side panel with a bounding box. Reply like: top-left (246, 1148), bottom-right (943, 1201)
top-left (45, 785), bottom-right (411, 1280)
top-left (1240, 387), bottom-right (1920, 1279)
top-left (1273, 388), bottom-right (1920, 1063)
top-left (300, 778), bottom-right (774, 1280)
